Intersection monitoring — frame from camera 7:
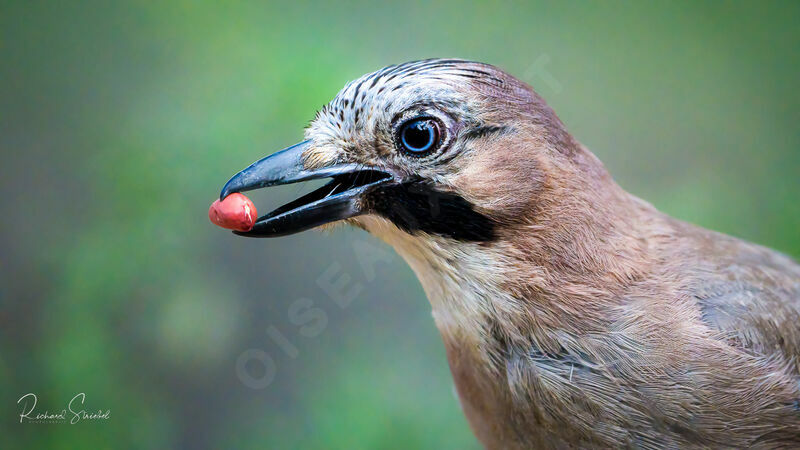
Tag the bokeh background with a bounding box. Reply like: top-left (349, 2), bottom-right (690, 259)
top-left (2, 1), bottom-right (798, 448)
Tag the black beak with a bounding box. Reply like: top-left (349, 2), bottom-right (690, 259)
top-left (219, 141), bottom-right (394, 237)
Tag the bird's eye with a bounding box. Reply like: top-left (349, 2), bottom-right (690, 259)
top-left (397, 118), bottom-right (441, 156)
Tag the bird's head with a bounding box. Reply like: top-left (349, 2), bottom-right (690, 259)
top-left (220, 59), bottom-right (630, 269)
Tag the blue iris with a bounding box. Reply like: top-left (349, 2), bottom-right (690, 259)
top-left (400, 119), bottom-right (438, 155)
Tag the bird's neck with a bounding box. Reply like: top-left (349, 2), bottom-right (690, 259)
top-left (359, 183), bottom-right (659, 368)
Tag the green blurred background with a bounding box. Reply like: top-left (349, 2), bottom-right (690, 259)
top-left (1, 1), bottom-right (798, 448)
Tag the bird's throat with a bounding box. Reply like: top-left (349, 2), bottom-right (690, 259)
top-left (357, 215), bottom-right (512, 347)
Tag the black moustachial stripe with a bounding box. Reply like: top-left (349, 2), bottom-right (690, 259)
top-left (366, 179), bottom-right (497, 242)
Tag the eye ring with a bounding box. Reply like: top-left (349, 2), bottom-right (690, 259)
top-left (395, 117), bottom-right (443, 157)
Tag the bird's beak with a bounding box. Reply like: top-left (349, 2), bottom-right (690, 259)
top-left (219, 140), bottom-right (394, 237)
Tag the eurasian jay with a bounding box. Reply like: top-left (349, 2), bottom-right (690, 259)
top-left (218, 59), bottom-right (800, 449)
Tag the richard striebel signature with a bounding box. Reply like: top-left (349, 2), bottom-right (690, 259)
top-left (17, 393), bottom-right (111, 424)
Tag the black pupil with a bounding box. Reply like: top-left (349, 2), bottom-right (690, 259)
top-left (402, 120), bottom-right (435, 152)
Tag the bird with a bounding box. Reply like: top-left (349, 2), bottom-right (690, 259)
top-left (218, 59), bottom-right (800, 448)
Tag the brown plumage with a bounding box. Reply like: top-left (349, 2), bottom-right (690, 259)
top-left (220, 59), bottom-right (800, 448)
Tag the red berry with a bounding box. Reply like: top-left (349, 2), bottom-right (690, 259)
top-left (209, 193), bottom-right (257, 232)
